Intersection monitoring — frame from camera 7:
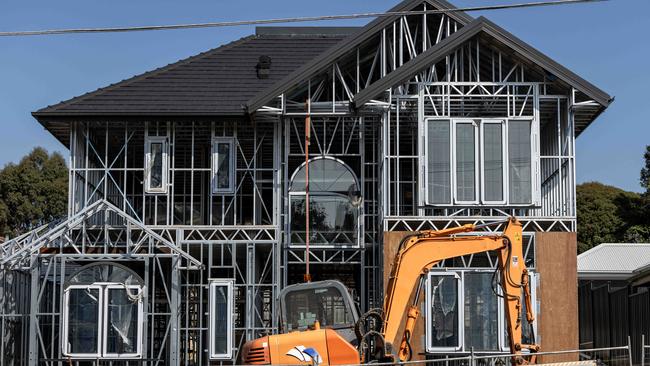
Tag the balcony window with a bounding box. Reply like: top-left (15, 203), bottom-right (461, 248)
top-left (424, 118), bottom-right (538, 206)
top-left (212, 137), bottom-right (236, 194)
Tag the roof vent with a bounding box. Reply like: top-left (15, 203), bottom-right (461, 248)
top-left (256, 56), bottom-right (272, 79)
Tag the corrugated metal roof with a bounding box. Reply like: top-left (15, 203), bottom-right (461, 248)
top-left (33, 29), bottom-right (351, 117)
top-left (577, 243), bottom-right (650, 279)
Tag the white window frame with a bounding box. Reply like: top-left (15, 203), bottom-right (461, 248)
top-left (480, 119), bottom-right (507, 205)
top-left (102, 285), bottom-right (144, 359)
top-left (452, 119), bottom-right (480, 205)
top-left (423, 118), bottom-right (539, 207)
top-left (425, 271), bottom-right (463, 353)
top-left (425, 270), bottom-right (538, 354)
top-left (423, 118), bottom-right (453, 205)
top-left (287, 157), bottom-right (362, 249)
top-left (498, 271), bottom-right (538, 352)
top-left (62, 284), bottom-right (144, 359)
top-left (212, 137), bottom-right (236, 194)
top-left (144, 136), bottom-right (168, 194)
top-left (209, 279), bottom-right (234, 360)
top-left (506, 118), bottom-right (541, 207)
top-left (62, 285), bottom-right (104, 358)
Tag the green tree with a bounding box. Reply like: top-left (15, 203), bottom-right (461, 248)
top-left (576, 182), bottom-right (638, 253)
top-left (641, 145), bottom-right (650, 193)
top-left (0, 147), bottom-right (68, 238)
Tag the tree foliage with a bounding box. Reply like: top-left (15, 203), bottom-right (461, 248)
top-left (577, 145), bottom-right (650, 253)
top-left (641, 145), bottom-right (650, 192)
top-left (576, 182), bottom-right (636, 253)
top-left (0, 147), bottom-right (68, 238)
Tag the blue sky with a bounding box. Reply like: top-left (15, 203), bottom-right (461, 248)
top-left (0, 0), bottom-right (648, 192)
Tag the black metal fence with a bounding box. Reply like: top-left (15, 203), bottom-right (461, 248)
top-left (579, 282), bottom-right (650, 365)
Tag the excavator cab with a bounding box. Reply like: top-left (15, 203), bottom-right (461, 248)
top-left (279, 280), bottom-right (359, 344)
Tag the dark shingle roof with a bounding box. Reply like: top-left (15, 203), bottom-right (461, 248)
top-left (33, 29), bottom-right (351, 117)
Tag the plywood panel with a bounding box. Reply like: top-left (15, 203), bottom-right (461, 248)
top-left (383, 231), bottom-right (426, 360)
top-left (536, 232), bottom-right (579, 363)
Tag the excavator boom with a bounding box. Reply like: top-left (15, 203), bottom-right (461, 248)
top-left (383, 217), bottom-right (539, 363)
top-left (239, 217), bottom-right (539, 366)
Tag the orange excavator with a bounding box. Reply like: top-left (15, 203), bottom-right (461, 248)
top-left (240, 217), bottom-right (539, 365)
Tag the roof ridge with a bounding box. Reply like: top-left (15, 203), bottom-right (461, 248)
top-left (246, 0), bottom-right (473, 112)
top-left (33, 34), bottom-right (256, 116)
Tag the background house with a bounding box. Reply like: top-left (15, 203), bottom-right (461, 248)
top-left (578, 243), bottom-right (650, 364)
top-left (0, 0), bottom-right (611, 365)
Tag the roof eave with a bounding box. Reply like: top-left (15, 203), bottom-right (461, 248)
top-left (577, 271), bottom-right (634, 281)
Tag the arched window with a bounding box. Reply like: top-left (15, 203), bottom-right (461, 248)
top-left (63, 263), bottom-right (144, 359)
top-left (289, 157), bottom-right (361, 247)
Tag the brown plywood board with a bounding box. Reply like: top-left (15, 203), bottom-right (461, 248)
top-left (383, 231), bottom-right (427, 360)
top-left (536, 232), bottom-right (579, 363)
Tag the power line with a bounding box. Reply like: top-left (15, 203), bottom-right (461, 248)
top-left (0, 0), bottom-right (608, 37)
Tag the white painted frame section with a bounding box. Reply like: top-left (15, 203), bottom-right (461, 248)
top-left (212, 137), bottom-right (236, 194)
top-left (425, 270), bottom-right (538, 354)
top-left (144, 136), bottom-right (169, 194)
top-left (480, 119), bottom-right (507, 205)
top-left (507, 118), bottom-right (541, 207)
top-left (62, 284), bottom-right (144, 359)
top-left (62, 285), bottom-right (103, 358)
top-left (425, 271), bottom-right (463, 353)
top-left (422, 118), bottom-right (540, 207)
top-left (209, 279), bottom-right (234, 360)
top-left (287, 156), bottom-right (362, 249)
top-left (452, 119), bottom-right (480, 205)
top-left (102, 285), bottom-right (144, 359)
top-left (498, 271), bottom-right (538, 352)
top-left (423, 118), bottom-right (453, 205)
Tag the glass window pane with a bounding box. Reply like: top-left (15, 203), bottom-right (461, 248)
top-left (149, 142), bottom-right (163, 189)
top-left (67, 288), bottom-right (100, 354)
top-left (212, 285), bottom-right (229, 355)
top-left (283, 287), bottom-right (354, 331)
top-left (464, 272), bottom-right (499, 351)
top-left (483, 123), bottom-right (504, 202)
top-left (290, 159), bottom-right (357, 193)
top-left (508, 121), bottom-right (532, 204)
top-left (106, 288), bottom-right (139, 354)
top-left (503, 278), bottom-right (536, 348)
top-left (429, 276), bottom-right (459, 348)
top-left (216, 142), bottom-right (231, 190)
top-left (290, 195), bottom-right (358, 246)
top-left (427, 120), bottom-right (451, 204)
top-left (456, 123), bottom-right (476, 202)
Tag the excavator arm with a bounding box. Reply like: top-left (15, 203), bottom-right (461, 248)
top-left (382, 217), bottom-right (539, 364)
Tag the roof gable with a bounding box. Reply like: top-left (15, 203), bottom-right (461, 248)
top-left (354, 16), bottom-right (612, 108)
top-left (351, 16), bottom-right (612, 134)
top-left (245, 0), bottom-right (473, 112)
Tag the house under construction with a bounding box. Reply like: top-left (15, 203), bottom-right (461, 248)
top-left (0, 0), bottom-right (611, 365)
